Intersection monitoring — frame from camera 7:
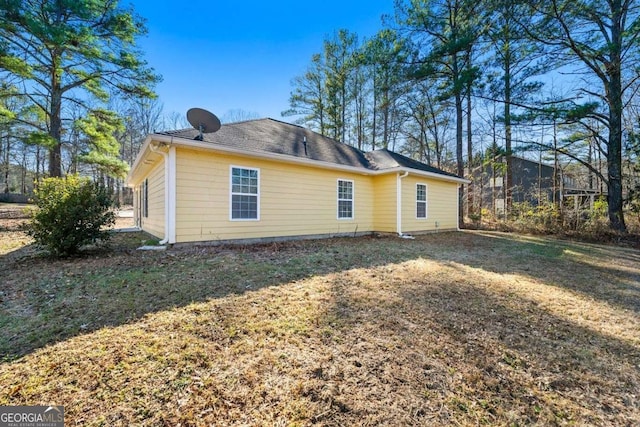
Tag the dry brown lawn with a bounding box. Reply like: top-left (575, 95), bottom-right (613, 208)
top-left (1, 204), bottom-right (639, 426)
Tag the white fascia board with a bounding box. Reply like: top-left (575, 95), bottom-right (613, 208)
top-left (126, 135), bottom-right (157, 187)
top-left (390, 167), bottom-right (471, 185)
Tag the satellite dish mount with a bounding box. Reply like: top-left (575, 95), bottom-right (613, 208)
top-left (187, 108), bottom-right (221, 141)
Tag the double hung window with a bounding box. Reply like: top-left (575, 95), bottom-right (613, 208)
top-left (337, 179), bottom-right (354, 219)
top-left (231, 167), bottom-right (259, 220)
top-left (416, 183), bottom-right (427, 219)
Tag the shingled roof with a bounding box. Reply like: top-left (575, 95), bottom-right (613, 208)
top-left (162, 118), bottom-right (372, 169)
top-left (159, 118), bottom-right (460, 180)
top-left (366, 149), bottom-right (461, 179)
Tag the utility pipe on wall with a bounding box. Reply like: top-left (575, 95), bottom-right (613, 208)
top-left (396, 171), bottom-right (409, 236)
top-left (149, 139), bottom-right (176, 245)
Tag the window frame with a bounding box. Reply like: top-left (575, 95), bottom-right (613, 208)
top-left (337, 179), bottom-right (354, 220)
top-left (142, 179), bottom-right (149, 218)
top-left (416, 183), bottom-right (428, 219)
top-left (229, 165), bottom-right (260, 221)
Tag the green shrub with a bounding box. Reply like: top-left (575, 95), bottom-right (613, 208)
top-left (28, 175), bottom-right (115, 256)
top-left (509, 201), bottom-right (562, 233)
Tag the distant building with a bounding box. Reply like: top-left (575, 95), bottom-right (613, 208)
top-left (469, 155), bottom-right (603, 216)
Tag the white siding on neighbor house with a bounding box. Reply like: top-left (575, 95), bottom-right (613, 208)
top-left (141, 162), bottom-right (165, 239)
top-left (174, 148), bottom-right (375, 242)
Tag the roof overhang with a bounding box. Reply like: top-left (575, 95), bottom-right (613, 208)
top-left (127, 133), bottom-right (470, 186)
top-left (126, 135), bottom-right (167, 186)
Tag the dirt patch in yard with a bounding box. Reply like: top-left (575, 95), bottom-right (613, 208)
top-left (0, 216), bottom-right (639, 425)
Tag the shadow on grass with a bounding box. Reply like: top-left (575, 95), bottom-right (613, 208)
top-left (465, 231), bottom-right (640, 314)
top-left (1, 230), bottom-right (638, 364)
top-left (308, 260), bottom-right (640, 425)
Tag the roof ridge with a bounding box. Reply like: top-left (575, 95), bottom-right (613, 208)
top-left (264, 117), bottom-right (302, 127)
top-left (160, 128), bottom-right (194, 135)
top-left (222, 117), bottom-right (269, 126)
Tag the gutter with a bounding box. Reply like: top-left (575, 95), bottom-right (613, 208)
top-left (457, 183), bottom-right (462, 232)
top-left (396, 171), bottom-right (409, 236)
top-left (148, 139), bottom-right (176, 245)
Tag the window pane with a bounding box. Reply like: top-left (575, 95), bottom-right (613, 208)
top-left (417, 201), bottom-right (426, 218)
top-left (232, 168), bottom-right (258, 195)
top-left (338, 200), bottom-right (353, 218)
top-left (337, 180), bottom-right (353, 219)
top-left (232, 195), bottom-right (257, 219)
top-left (417, 184), bottom-right (426, 201)
top-left (338, 180), bottom-right (353, 200)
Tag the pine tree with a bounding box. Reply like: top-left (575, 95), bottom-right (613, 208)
top-left (396, 0), bottom-right (483, 224)
top-left (0, 0), bottom-right (160, 177)
top-left (525, 0), bottom-right (639, 232)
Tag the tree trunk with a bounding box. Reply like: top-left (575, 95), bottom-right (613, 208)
top-left (504, 52), bottom-right (513, 216)
top-left (48, 65), bottom-right (63, 177)
top-left (607, 88), bottom-right (626, 231)
top-left (466, 75), bottom-right (473, 217)
top-left (606, 1), bottom-right (627, 232)
top-left (3, 133), bottom-right (9, 193)
top-left (552, 118), bottom-right (558, 206)
top-left (383, 89), bottom-right (389, 149)
top-left (455, 84), bottom-right (464, 226)
top-left (372, 67), bottom-right (377, 151)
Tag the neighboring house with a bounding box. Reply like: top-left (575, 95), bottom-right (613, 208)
top-left (473, 156), bottom-right (559, 214)
top-left (126, 118), bottom-right (467, 245)
top-left (471, 155), bottom-right (602, 215)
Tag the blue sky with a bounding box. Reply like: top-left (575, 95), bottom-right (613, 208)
top-left (131, 1), bottom-right (395, 124)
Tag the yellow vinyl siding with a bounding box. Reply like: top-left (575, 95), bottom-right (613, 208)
top-left (141, 162), bottom-right (165, 239)
top-left (175, 148), bottom-right (374, 242)
top-left (372, 174), bottom-right (397, 233)
top-left (401, 176), bottom-right (459, 232)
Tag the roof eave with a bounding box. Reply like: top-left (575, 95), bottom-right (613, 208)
top-left (129, 133), bottom-right (470, 184)
top-left (126, 135), bottom-right (164, 186)
top-left (375, 167), bottom-right (470, 184)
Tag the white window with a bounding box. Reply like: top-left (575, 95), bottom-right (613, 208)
top-left (337, 179), bottom-right (354, 219)
top-left (490, 177), bottom-right (503, 188)
top-left (416, 183), bottom-right (427, 219)
top-left (142, 179), bottom-right (149, 218)
top-left (230, 166), bottom-right (259, 220)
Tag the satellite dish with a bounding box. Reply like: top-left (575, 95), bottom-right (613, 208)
top-left (187, 108), bottom-right (221, 140)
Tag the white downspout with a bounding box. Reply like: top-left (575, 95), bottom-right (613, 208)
top-left (457, 183), bottom-right (461, 231)
top-left (396, 171), bottom-right (409, 236)
top-left (165, 145), bottom-right (176, 244)
top-left (149, 140), bottom-right (176, 245)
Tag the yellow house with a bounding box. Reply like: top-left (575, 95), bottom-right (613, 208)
top-left (126, 118), bottom-right (468, 245)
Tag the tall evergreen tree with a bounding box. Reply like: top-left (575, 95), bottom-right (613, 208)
top-left (396, 0), bottom-right (482, 224)
top-left (323, 29), bottom-right (358, 142)
top-left (362, 29), bottom-right (409, 149)
top-left (525, 0), bottom-right (640, 232)
top-left (485, 0), bottom-right (545, 213)
top-left (0, 0), bottom-right (160, 177)
top-left (74, 108), bottom-right (128, 178)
